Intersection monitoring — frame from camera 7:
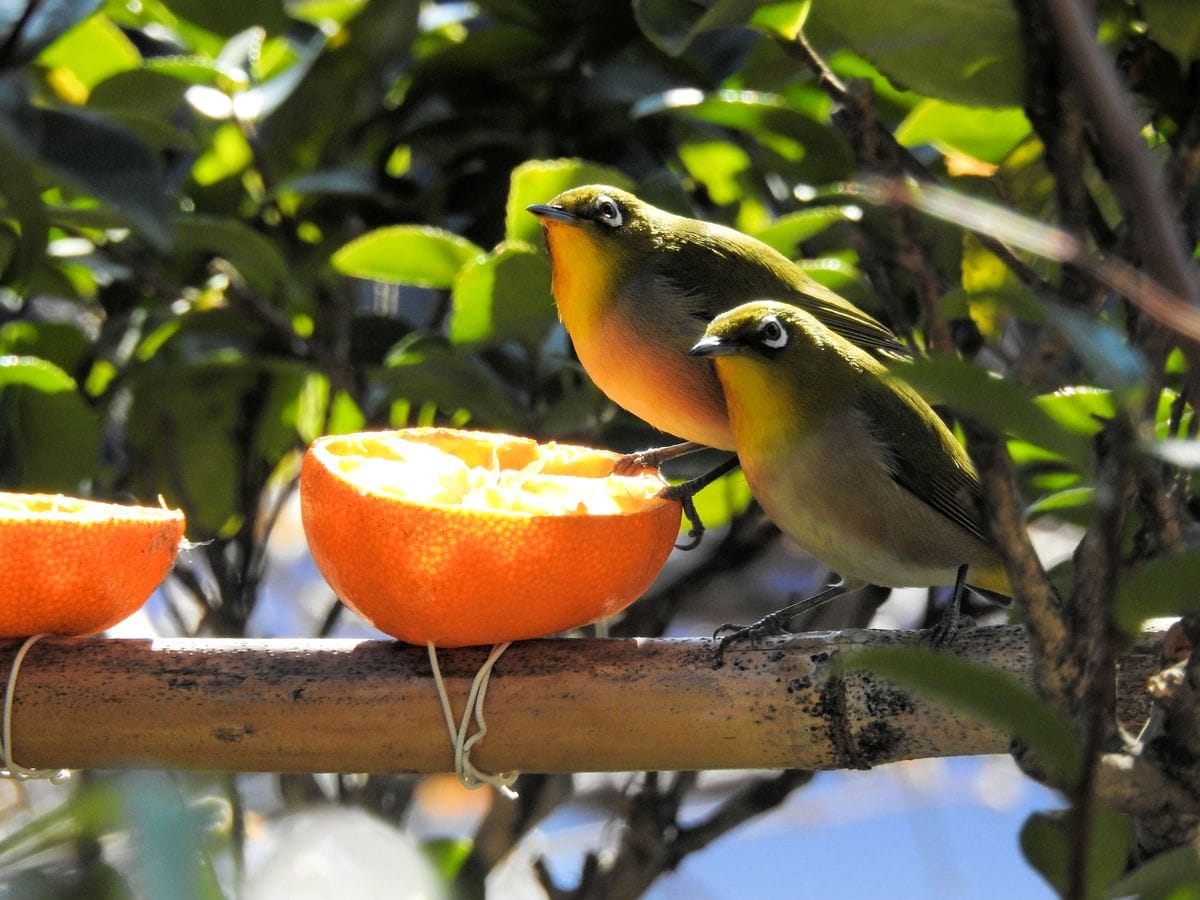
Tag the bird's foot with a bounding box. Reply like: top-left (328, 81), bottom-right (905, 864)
top-left (711, 581), bottom-right (848, 667)
top-left (655, 455), bottom-right (741, 551)
top-left (613, 442), bottom-right (702, 475)
top-left (920, 564), bottom-right (973, 647)
top-left (712, 610), bottom-right (794, 666)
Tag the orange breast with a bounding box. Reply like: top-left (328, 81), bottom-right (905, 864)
top-left (543, 223), bottom-right (733, 448)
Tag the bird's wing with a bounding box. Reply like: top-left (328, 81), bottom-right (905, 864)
top-left (792, 283), bottom-right (908, 355)
top-left (853, 379), bottom-right (991, 544)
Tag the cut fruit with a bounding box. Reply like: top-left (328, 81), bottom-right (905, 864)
top-left (0, 492), bottom-right (186, 637)
top-left (299, 428), bottom-right (681, 647)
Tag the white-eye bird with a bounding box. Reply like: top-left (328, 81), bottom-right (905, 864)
top-left (528, 186), bottom-right (905, 453)
top-left (689, 300), bottom-right (1010, 648)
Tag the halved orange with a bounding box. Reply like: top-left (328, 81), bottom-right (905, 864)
top-left (0, 493), bottom-right (186, 637)
top-left (299, 428), bottom-right (681, 647)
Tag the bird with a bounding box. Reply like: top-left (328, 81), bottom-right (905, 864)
top-left (527, 186), bottom-right (905, 455)
top-left (689, 300), bottom-right (1010, 653)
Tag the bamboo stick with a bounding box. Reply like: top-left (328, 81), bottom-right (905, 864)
top-left (0, 626), bottom-right (1159, 774)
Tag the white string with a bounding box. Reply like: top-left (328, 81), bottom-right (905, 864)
top-left (427, 641), bottom-right (519, 799)
top-left (2, 633), bottom-right (70, 784)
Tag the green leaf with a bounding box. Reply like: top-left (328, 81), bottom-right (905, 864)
top-left (505, 158), bottom-right (634, 245)
top-left (421, 837), bottom-right (473, 881)
top-left (449, 241), bottom-right (555, 351)
top-left (167, 0), bottom-right (292, 37)
top-left (808, 0), bottom-right (1025, 107)
top-left (0, 357), bottom-right (100, 490)
top-left (88, 69), bottom-right (191, 118)
top-left (752, 206), bottom-right (864, 256)
top-left (0, 354), bottom-right (75, 392)
top-left (842, 645), bottom-right (1081, 785)
top-left (375, 336), bottom-right (523, 431)
top-left (127, 359), bottom-right (260, 538)
top-left (1041, 305), bottom-right (1149, 401)
top-left (896, 100), bottom-right (1031, 164)
top-left (633, 0), bottom-right (759, 56)
top-left (1116, 549), bottom-right (1200, 635)
top-left (886, 357), bottom-right (1092, 470)
top-left (0, 135), bottom-right (49, 287)
top-left (1142, 0), bottom-right (1200, 63)
top-left (1033, 388), bottom-right (1116, 436)
top-left (1020, 809), bottom-right (1133, 899)
top-left (0, 0), bottom-right (103, 71)
top-left (1106, 843), bottom-right (1200, 900)
top-left (332, 226), bottom-right (483, 288)
top-left (633, 89), bottom-right (854, 183)
top-left (37, 13), bottom-right (141, 90)
top-left (173, 215), bottom-right (290, 301)
top-left (1026, 486), bottom-right (1094, 523)
top-left (0, 782), bottom-right (122, 862)
top-left (0, 91), bottom-right (170, 250)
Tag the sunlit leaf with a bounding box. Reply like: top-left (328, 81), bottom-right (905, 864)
top-left (0, 354), bottom-right (75, 392)
top-left (332, 226), bottom-right (483, 288)
top-left (0, 0), bottom-right (103, 71)
top-left (37, 13), bottom-right (141, 93)
top-left (808, 0), bottom-right (1025, 107)
top-left (505, 158), bottom-right (634, 246)
top-left (897, 100), bottom-right (1031, 164)
top-left (752, 206), bottom-right (863, 256)
top-left (0, 90), bottom-right (170, 249)
top-left (887, 357), bottom-right (1091, 469)
top-left (0, 356), bottom-right (100, 490)
top-left (633, 89), bottom-right (853, 182)
top-left (1026, 486), bottom-right (1094, 523)
top-left (449, 241), bottom-right (555, 351)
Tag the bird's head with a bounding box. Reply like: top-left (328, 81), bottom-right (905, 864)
top-left (527, 186), bottom-right (662, 301)
top-left (527, 185), bottom-right (655, 242)
top-left (690, 301), bottom-right (825, 361)
top-left (690, 301), bottom-right (861, 405)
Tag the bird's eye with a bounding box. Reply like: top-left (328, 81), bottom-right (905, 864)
top-left (594, 195), bottom-right (623, 228)
top-left (759, 316), bottom-right (788, 349)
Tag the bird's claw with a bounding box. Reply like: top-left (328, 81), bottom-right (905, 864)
top-left (614, 451), bottom-right (655, 476)
top-left (673, 492), bottom-right (705, 551)
top-left (921, 612), bottom-right (975, 647)
top-left (711, 610), bottom-right (793, 666)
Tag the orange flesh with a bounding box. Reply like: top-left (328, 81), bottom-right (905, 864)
top-left (300, 428), bottom-right (681, 647)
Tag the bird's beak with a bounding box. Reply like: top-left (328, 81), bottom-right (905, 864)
top-left (527, 204), bottom-right (582, 224)
top-left (689, 334), bottom-right (741, 357)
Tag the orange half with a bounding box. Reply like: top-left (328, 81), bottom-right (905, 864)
top-left (299, 428), bottom-right (681, 647)
top-left (0, 492), bottom-right (186, 637)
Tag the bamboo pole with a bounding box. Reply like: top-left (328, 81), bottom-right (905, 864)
top-left (0, 625), bottom-right (1160, 774)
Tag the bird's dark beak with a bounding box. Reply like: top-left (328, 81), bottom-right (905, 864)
top-left (527, 203), bottom-right (581, 224)
top-left (689, 334), bottom-right (740, 357)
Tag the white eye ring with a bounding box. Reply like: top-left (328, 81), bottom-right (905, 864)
top-left (759, 315), bottom-right (788, 349)
top-left (594, 194), bottom-right (623, 228)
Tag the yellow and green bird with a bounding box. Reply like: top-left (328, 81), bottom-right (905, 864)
top-left (690, 300), bottom-right (1010, 645)
top-left (528, 186), bottom-right (904, 453)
